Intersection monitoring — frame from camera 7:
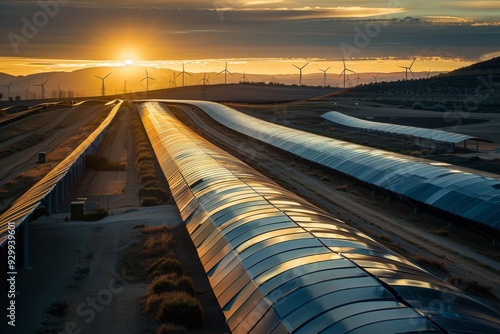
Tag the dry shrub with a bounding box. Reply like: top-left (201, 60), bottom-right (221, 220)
top-left (143, 224), bottom-right (171, 235)
top-left (147, 258), bottom-right (184, 278)
top-left (413, 255), bottom-right (448, 275)
top-left (143, 233), bottom-right (174, 259)
top-left (155, 292), bottom-right (204, 330)
top-left (145, 293), bottom-right (169, 314)
top-left (157, 324), bottom-right (186, 334)
top-left (447, 275), bottom-right (496, 299)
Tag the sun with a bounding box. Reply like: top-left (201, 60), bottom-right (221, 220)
top-left (124, 59), bottom-right (135, 66)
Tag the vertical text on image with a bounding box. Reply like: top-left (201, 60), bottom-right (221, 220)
top-left (6, 221), bottom-right (17, 327)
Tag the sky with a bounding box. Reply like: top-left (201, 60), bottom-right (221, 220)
top-left (0, 0), bottom-right (499, 76)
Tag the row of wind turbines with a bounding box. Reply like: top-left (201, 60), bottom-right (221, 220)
top-left (92, 62), bottom-right (252, 96)
top-left (3, 59), bottom-right (433, 99)
top-left (2, 78), bottom-right (49, 100)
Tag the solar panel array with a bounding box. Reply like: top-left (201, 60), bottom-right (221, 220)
top-left (0, 102), bottom-right (122, 246)
top-left (140, 101), bottom-right (500, 334)
top-left (321, 111), bottom-right (479, 144)
top-left (173, 100), bottom-right (500, 229)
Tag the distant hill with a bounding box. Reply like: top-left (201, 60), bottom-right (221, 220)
top-left (0, 66), bottom-right (343, 101)
top-left (317, 57), bottom-right (500, 113)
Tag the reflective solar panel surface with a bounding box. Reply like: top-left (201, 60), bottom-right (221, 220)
top-left (0, 102), bottom-right (122, 246)
top-left (139, 101), bottom-right (500, 334)
top-left (322, 111), bottom-right (480, 144)
top-left (163, 100), bottom-right (500, 229)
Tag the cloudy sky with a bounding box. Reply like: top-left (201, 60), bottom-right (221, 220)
top-left (0, 0), bottom-right (499, 76)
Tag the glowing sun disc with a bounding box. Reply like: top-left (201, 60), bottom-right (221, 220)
top-left (124, 59), bottom-right (134, 65)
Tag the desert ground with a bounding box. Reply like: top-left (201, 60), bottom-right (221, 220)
top-left (1, 92), bottom-right (500, 333)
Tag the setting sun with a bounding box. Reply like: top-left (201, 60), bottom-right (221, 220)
top-left (124, 59), bottom-right (135, 66)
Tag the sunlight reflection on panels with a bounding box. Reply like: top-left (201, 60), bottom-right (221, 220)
top-left (139, 101), bottom-right (500, 334)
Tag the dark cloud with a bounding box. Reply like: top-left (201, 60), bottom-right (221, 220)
top-left (0, 3), bottom-right (498, 61)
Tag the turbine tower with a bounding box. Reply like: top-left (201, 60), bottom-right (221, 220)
top-left (3, 82), bottom-right (13, 98)
top-left (199, 73), bottom-right (210, 86)
top-left (94, 72), bottom-right (111, 96)
top-left (292, 62), bottom-right (309, 87)
top-left (400, 58), bottom-right (416, 80)
top-left (339, 57), bottom-right (355, 89)
top-left (372, 73), bottom-right (380, 83)
top-left (175, 64), bottom-right (192, 87)
top-left (123, 80), bottom-right (129, 94)
top-left (36, 78), bottom-right (48, 99)
top-left (239, 71), bottom-right (249, 83)
top-left (140, 70), bottom-right (156, 92)
top-left (346, 74), bottom-right (353, 88)
top-left (218, 62), bottom-right (233, 84)
top-left (25, 84), bottom-right (31, 100)
top-left (319, 66), bottom-right (331, 88)
top-left (355, 73), bottom-right (362, 86)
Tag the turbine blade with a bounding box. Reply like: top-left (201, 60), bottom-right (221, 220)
top-left (103, 72), bottom-right (111, 80)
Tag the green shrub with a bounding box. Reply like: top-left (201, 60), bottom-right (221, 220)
top-left (155, 292), bottom-right (204, 329)
top-left (147, 258), bottom-right (183, 278)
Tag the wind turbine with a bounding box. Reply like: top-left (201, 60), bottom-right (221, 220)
top-left (372, 73), bottom-right (380, 83)
top-left (426, 68), bottom-right (432, 79)
top-left (123, 80), bottom-right (129, 94)
top-left (400, 58), bottom-right (416, 80)
top-left (218, 62), bottom-right (233, 84)
top-left (319, 66), bottom-right (330, 88)
top-left (36, 78), bottom-right (48, 99)
top-left (346, 74), bottom-right (353, 88)
top-left (94, 72), bottom-right (111, 96)
top-left (3, 82), bottom-right (13, 98)
top-left (166, 75), bottom-right (174, 88)
top-left (355, 73), bottom-right (362, 86)
top-left (239, 71), bottom-right (249, 83)
top-left (339, 57), bottom-right (355, 89)
top-left (292, 62), bottom-right (309, 87)
top-left (199, 73), bottom-right (210, 86)
top-left (25, 84), bottom-right (31, 100)
top-left (175, 64), bottom-right (192, 87)
top-left (140, 70), bottom-right (156, 92)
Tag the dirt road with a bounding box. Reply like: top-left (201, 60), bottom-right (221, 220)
top-left (0, 105), bottom-right (107, 185)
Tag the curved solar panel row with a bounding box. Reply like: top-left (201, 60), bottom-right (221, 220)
top-left (139, 101), bottom-right (500, 334)
top-left (321, 111), bottom-right (480, 144)
top-left (167, 100), bottom-right (500, 229)
top-left (0, 101), bottom-right (123, 246)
